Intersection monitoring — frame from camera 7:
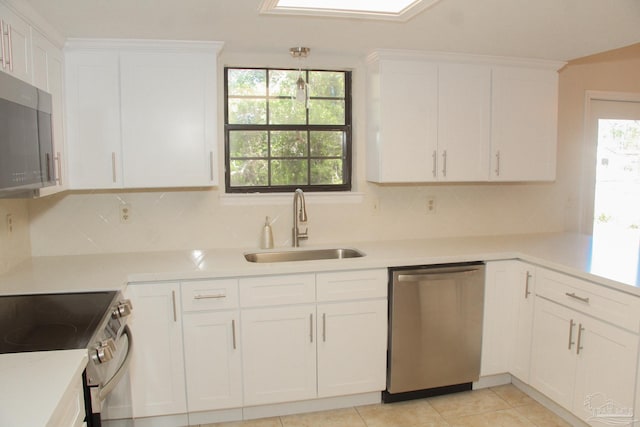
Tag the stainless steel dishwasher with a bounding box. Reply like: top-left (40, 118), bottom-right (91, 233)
top-left (383, 262), bottom-right (485, 403)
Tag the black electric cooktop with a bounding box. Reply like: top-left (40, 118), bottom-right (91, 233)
top-left (0, 291), bottom-right (117, 354)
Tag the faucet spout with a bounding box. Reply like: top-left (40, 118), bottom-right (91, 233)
top-left (292, 189), bottom-right (308, 247)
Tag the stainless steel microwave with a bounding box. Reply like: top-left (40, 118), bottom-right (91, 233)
top-left (0, 71), bottom-right (54, 197)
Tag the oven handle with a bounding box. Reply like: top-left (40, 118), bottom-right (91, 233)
top-left (98, 324), bottom-right (133, 401)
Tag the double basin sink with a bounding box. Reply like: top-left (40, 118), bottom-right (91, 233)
top-left (244, 248), bottom-right (364, 263)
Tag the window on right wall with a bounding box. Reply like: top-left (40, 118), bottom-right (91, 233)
top-left (224, 67), bottom-right (352, 193)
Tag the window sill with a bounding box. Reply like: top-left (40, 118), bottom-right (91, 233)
top-left (219, 191), bottom-right (365, 206)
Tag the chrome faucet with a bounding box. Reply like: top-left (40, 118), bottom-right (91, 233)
top-left (292, 188), bottom-right (308, 247)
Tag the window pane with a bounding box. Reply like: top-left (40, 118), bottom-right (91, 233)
top-left (228, 69), bottom-right (266, 96)
top-left (310, 131), bottom-right (343, 157)
top-left (228, 98), bottom-right (267, 124)
top-left (309, 99), bottom-right (345, 125)
top-left (311, 159), bottom-right (343, 185)
top-left (269, 70), bottom-right (300, 97)
top-left (271, 160), bottom-right (308, 185)
top-left (271, 131), bottom-right (308, 157)
top-left (229, 131), bottom-right (268, 157)
top-left (269, 99), bottom-right (306, 124)
top-left (309, 71), bottom-right (345, 98)
top-left (230, 160), bottom-right (268, 186)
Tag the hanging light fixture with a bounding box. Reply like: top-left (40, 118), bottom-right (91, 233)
top-left (290, 47), bottom-right (310, 108)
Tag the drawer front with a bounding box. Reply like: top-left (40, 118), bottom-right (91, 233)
top-left (240, 274), bottom-right (316, 307)
top-left (536, 267), bottom-right (640, 332)
top-left (317, 269), bottom-right (387, 302)
top-left (182, 279), bottom-right (239, 312)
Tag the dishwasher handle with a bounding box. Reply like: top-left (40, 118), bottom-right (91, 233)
top-left (397, 266), bottom-right (483, 282)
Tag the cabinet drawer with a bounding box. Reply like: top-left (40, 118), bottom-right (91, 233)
top-left (536, 268), bottom-right (640, 332)
top-left (317, 269), bottom-right (387, 302)
top-left (240, 274), bottom-right (315, 307)
top-left (182, 279), bottom-right (239, 312)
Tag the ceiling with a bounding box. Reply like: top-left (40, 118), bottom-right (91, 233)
top-left (22, 0), bottom-right (640, 61)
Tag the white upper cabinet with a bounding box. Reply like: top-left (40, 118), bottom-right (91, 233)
top-left (490, 66), bottom-right (559, 181)
top-left (367, 57), bottom-right (438, 183)
top-left (0, 4), bottom-right (31, 82)
top-left (366, 50), bottom-right (564, 183)
top-left (64, 40), bottom-right (223, 190)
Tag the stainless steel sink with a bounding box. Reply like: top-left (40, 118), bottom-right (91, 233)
top-left (244, 248), bottom-right (365, 263)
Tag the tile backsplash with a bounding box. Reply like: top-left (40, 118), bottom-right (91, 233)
top-left (26, 182), bottom-right (566, 257)
top-left (0, 199), bottom-right (31, 274)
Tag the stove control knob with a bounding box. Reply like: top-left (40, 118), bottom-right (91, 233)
top-left (113, 299), bottom-right (133, 319)
top-left (93, 338), bottom-right (116, 364)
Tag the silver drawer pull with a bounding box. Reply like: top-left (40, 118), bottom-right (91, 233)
top-left (565, 292), bottom-right (589, 304)
top-left (194, 294), bottom-right (226, 300)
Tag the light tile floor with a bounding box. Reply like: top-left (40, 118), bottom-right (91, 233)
top-left (201, 385), bottom-right (573, 427)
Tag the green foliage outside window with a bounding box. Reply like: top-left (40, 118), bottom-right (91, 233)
top-left (225, 67), bottom-right (351, 192)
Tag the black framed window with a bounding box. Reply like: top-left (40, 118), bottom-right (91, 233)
top-left (224, 67), bottom-right (352, 193)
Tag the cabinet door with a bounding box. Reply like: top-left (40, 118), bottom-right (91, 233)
top-left (529, 298), bottom-right (577, 410)
top-left (376, 59), bottom-right (438, 182)
top-left (317, 300), bottom-right (387, 398)
top-left (438, 63), bottom-right (491, 181)
top-left (32, 31), bottom-right (67, 196)
top-left (481, 261), bottom-right (518, 376)
top-left (511, 266), bottom-right (536, 383)
top-left (183, 310), bottom-right (242, 412)
top-left (65, 50), bottom-right (123, 189)
top-left (241, 305), bottom-right (316, 406)
top-left (127, 283), bottom-right (187, 418)
top-left (490, 66), bottom-right (558, 181)
top-left (573, 317), bottom-right (638, 423)
top-left (0, 5), bottom-right (31, 82)
top-left (119, 51), bottom-right (217, 188)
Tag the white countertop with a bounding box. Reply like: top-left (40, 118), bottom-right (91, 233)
top-left (0, 349), bottom-right (87, 427)
top-left (0, 232), bottom-right (638, 296)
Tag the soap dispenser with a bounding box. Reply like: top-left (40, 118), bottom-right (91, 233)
top-left (261, 216), bottom-right (274, 249)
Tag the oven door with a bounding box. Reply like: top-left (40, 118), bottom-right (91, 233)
top-left (85, 325), bottom-right (133, 426)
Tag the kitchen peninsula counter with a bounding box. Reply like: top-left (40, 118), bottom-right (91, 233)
top-left (0, 232), bottom-right (638, 296)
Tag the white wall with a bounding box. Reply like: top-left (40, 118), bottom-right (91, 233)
top-left (24, 49), bottom-right (568, 256)
top-left (0, 199), bottom-right (31, 273)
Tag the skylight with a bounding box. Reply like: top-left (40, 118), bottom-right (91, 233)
top-left (259, 0), bottom-right (441, 21)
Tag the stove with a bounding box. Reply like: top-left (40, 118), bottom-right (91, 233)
top-left (0, 291), bottom-right (133, 427)
top-left (0, 291), bottom-right (117, 353)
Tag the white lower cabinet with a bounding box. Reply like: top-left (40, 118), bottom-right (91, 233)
top-left (183, 310), bottom-right (242, 412)
top-left (127, 282), bottom-right (187, 419)
top-left (529, 266), bottom-right (640, 426)
top-left (317, 300), bottom-right (387, 398)
top-left (481, 260), bottom-right (535, 381)
top-left (241, 304), bottom-right (318, 406)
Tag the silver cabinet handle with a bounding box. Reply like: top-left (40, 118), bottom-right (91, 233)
top-left (495, 151), bottom-right (501, 176)
top-left (431, 150), bottom-right (437, 178)
top-left (525, 271), bottom-right (532, 298)
top-left (568, 319), bottom-right (575, 350)
top-left (55, 152), bottom-right (62, 185)
top-left (209, 151), bottom-right (214, 181)
top-left (322, 313), bottom-right (326, 342)
top-left (231, 319), bottom-right (237, 350)
top-left (442, 150), bottom-right (447, 177)
top-left (565, 292), bottom-right (590, 304)
top-left (111, 152), bottom-right (117, 183)
top-left (194, 294), bottom-right (226, 300)
top-left (0, 20), bottom-right (6, 69)
top-left (309, 313), bottom-right (313, 343)
top-left (5, 22), bottom-right (12, 71)
top-left (576, 323), bottom-right (585, 355)
top-left (171, 290), bottom-right (177, 322)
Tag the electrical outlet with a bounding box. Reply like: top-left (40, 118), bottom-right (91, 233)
top-left (120, 204), bottom-right (132, 223)
top-left (426, 196), bottom-right (436, 215)
top-left (6, 214), bottom-right (13, 236)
